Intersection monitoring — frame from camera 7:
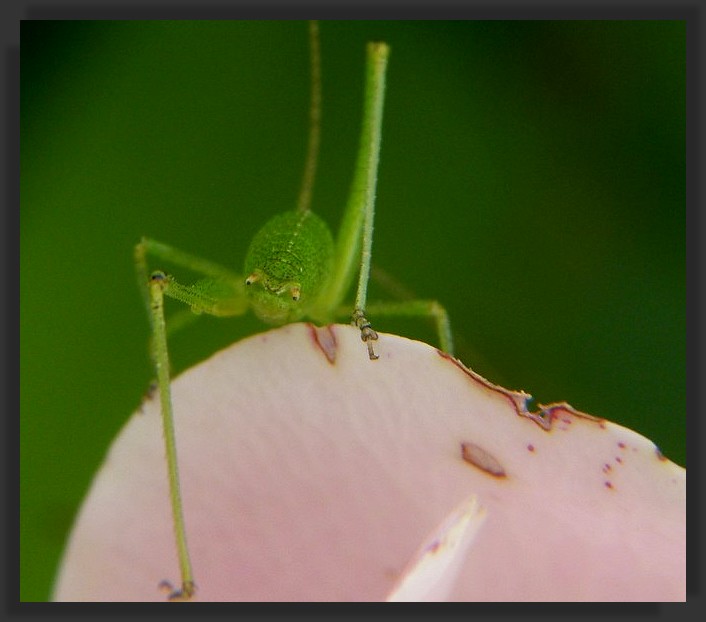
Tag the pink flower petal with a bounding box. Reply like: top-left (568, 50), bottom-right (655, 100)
top-left (53, 324), bottom-right (685, 601)
top-left (386, 495), bottom-right (487, 601)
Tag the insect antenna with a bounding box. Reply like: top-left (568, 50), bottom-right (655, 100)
top-left (296, 20), bottom-right (323, 215)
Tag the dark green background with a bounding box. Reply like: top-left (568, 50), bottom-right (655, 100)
top-left (21, 20), bottom-right (685, 601)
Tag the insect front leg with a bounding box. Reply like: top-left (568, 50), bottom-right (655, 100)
top-left (365, 300), bottom-right (454, 356)
top-left (351, 308), bottom-right (379, 360)
top-left (135, 237), bottom-right (248, 321)
top-left (339, 299), bottom-right (454, 357)
top-left (349, 43), bottom-right (389, 360)
top-left (135, 239), bottom-right (248, 600)
top-left (317, 43), bottom-right (390, 360)
top-left (147, 272), bottom-right (196, 601)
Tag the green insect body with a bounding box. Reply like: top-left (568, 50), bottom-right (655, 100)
top-left (244, 209), bottom-right (334, 325)
top-left (136, 25), bottom-right (452, 601)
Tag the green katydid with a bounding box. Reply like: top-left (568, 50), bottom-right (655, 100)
top-left (134, 22), bottom-right (453, 601)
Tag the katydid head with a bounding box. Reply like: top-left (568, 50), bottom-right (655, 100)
top-left (244, 210), bottom-right (334, 326)
top-left (245, 268), bottom-right (304, 324)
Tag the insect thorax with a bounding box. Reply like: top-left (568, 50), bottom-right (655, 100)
top-left (244, 210), bottom-right (334, 325)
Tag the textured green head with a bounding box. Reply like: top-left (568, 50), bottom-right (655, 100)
top-left (244, 210), bottom-right (334, 325)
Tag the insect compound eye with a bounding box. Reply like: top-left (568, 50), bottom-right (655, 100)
top-left (245, 272), bottom-right (259, 286)
top-left (150, 271), bottom-right (167, 283)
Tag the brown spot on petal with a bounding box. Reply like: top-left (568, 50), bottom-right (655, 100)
top-left (426, 539), bottom-right (442, 555)
top-left (461, 442), bottom-right (506, 478)
top-left (143, 382), bottom-right (157, 402)
top-left (436, 352), bottom-right (604, 432)
top-left (527, 444), bottom-right (535, 452)
top-left (538, 402), bottom-right (603, 430)
top-left (307, 324), bottom-right (337, 364)
top-left (138, 382), bottom-right (158, 414)
top-left (604, 481), bottom-right (614, 490)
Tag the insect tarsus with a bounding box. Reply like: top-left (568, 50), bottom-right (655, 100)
top-left (352, 308), bottom-right (379, 360)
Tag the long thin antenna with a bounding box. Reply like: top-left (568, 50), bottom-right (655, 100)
top-left (296, 20), bottom-right (322, 214)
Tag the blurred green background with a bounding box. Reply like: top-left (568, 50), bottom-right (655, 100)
top-left (21, 20), bottom-right (685, 601)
